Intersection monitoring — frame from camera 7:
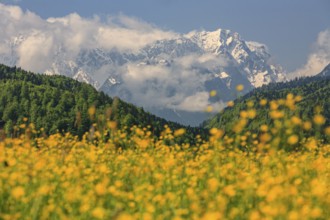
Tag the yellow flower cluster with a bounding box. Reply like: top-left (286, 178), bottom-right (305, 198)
top-left (0, 94), bottom-right (329, 219)
top-left (0, 130), bottom-right (329, 219)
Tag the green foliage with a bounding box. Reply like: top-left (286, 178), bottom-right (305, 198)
top-left (0, 64), bottom-right (206, 143)
top-left (204, 67), bottom-right (330, 137)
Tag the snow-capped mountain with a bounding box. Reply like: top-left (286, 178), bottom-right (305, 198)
top-left (0, 28), bottom-right (286, 126)
top-left (101, 29), bottom-right (284, 125)
top-left (187, 29), bottom-right (285, 87)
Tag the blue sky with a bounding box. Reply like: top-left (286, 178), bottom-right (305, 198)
top-left (1, 0), bottom-right (330, 72)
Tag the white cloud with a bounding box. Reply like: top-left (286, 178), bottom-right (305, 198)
top-left (96, 15), bottom-right (178, 52)
top-left (115, 53), bottom-right (228, 112)
top-left (0, 3), bottom-right (229, 113)
top-left (120, 61), bottom-right (203, 109)
top-left (289, 29), bottom-right (330, 78)
top-left (176, 92), bottom-right (210, 112)
top-left (0, 3), bottom-right (177, 72)
top-left (0, 43), bottom-right (9, 54)
top-left (17, 33), bottom-right (54, 73)
top-left (0, 3), bottom-right (22, 20)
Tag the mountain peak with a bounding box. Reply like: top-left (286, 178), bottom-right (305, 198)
top-left (186, 28), bottom-right (240, 53)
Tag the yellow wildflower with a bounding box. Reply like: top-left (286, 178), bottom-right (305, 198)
top-left (259, 99), bottom-right (267, 106)
top-left (206, 105), bottom-right (213, 112)
top-left (325, 126), bottom-right (330, 136)
top-left (207, 178), bottom-right (219, 192)
top-left (313, 114), bottom-right (326, 125)
top-left (303, 121), bottom-right (312, 130)
top-left (223, 185), bottom-right (236, 197)
top-left (107, 121), bottom-right (117, 129)
top-left (209, 90), bottom-right (217, 97)
top-left (11, 186), bottom-right (25, 199)
top-left (287, 135), bottom-right (299, 145)
top-left (88, 106), bottom-right (96, 117)
top-left (227, 101), bottom-right (234, 107)
top-left (201, 212), bottom-right (222, 220)
top-left (291, 116), bottom-right (302, 125)
top-left (92, 207), bottom-right (106, 219)
top-left (236, 84), bottom-right (244, 92)
top-left (95, 183), bottom-right (107, 196)
top-left (247, 109), bottom-right (256, 119)
top-left (174, 128), bottom-right (186, 137)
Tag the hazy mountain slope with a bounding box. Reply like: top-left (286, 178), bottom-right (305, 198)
top-left (317, 63), bottom-right (330, 77)
top-left (204, 64), bottom-right (330, 132)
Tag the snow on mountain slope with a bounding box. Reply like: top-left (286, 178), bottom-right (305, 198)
top-left (187, 29), bottom-right (285, 87)
top-left (0, 35), bottom-right (25, 67)
top-left (316, 63), bottom-right (330, 77)
top-left (73, 70), bottom-right (100, 89)
top-left (0, 28), bottom-right (286, 125)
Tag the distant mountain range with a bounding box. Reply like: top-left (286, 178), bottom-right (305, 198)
top-left (0, 28), bottom-right (285, 126)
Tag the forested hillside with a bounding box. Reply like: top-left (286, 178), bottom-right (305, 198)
top-left (0, 64), bottom-right (205, 142)
top-left (204, 64), bottom-right (330, 136)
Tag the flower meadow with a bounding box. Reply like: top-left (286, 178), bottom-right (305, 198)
top-left (0, 95), bottom-right (330, 220)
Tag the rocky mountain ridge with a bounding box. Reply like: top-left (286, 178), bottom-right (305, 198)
top-left (0, 28), bottom-right (286, 125)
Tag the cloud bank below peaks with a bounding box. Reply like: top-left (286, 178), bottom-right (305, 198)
top-left (289, 29), bottom-right (330, 79)
top-left (0, 3), bottom-right (178, 73)
top-left (117, 53), bottom-right (229, 112)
